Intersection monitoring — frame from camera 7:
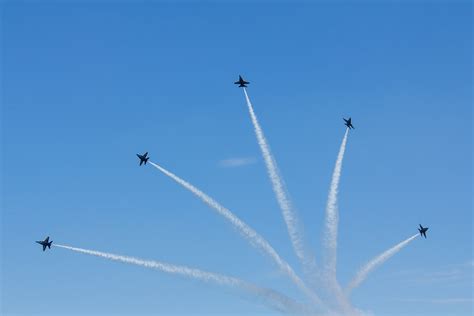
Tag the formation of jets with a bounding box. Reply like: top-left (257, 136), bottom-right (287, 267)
top-left (37, 76), bottom-right (429, 252)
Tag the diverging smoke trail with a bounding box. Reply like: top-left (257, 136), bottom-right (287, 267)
top-left (242, 88), bottom-right (310, 270)
top-left (322, 128), bottom-right (350, 278)
top-left (345, 234), bottom-right (419, 295)
top-left (320, 128), bottom-right (352, 314)
top-left (53, 244), bottom-right (309, 314)
top-left (148, 161), bottom-right (323, 306)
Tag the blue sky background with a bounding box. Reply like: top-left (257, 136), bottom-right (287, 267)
top-left (1, 1), bottom-right (472, 315)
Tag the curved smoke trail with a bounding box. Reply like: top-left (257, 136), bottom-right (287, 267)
top-left (148, 161), bottom-right (323, 307)
top-left (53, 244), bottom-right (311, 314)
top-left (345, 234), bottom-right (419, 295)
top-left (242, 88), bottom-right (312, 272)
top-left (323, 128), bottom-right (349, 277)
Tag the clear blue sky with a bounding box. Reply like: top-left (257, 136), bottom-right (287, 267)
top-left (1, 1), bottom-right (472, 315)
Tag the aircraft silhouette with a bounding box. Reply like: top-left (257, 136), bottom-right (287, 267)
top-left (137, 152), bottom-right (149, 166)
top-left (418, 224), bottom-right (429, 238)
top-left (36, 236), bottom-right (53, 251)
top-left (234, 75), bottom-right (249, 88)
top-left (343, 117), bottom-right (354, 129)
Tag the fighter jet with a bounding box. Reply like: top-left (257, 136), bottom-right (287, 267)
top-left (136, 152), bottom-right (149, 166)
top-left (36, 236), bottom-right (53, 251)
top-left (343, 117), bottom-right (355, 129)
top-left (418, 224), bottom-right (429, 238)
top-left (234, 75), bottom-right (249, 88)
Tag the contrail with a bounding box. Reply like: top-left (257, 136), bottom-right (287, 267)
top-left (322, 128), bottom-right (349, 278)
top-left (242, 88), bottom-right (311, 271)
top-left (53, 244), bottom-right (311, 314)
top-left (148, 161), bottom-right (323, 306)
top-left (320, 128), bottom-right (352, 313)
top-left (345, 234), bottom-right (419, 295)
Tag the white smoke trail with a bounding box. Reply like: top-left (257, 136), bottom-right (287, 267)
top-left (148, 161), bottom-right (323, 307)
top-left (345, 234), bottom-right (419, 295)
top-left (320, 128), bottom-right (352, 313)
top-left (242, 88), bottom-right (311, 270)
top-left (323, 128), bottom-right (349, 278)
top-left (53, 244), bottom-right (311, 314)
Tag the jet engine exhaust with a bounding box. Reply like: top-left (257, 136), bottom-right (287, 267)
top-left (345, 234), bottom-right (419, 295)
top-left (242, 88), bottom-right (312, 274)
top-left (322, 128), bottom-right (349, 278)
top-left (53, 244), bottom-right (309, 314)
top-left (147, 161), bottom-right (323, 306)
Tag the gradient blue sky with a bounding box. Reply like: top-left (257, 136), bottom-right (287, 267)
top-left (1, 1), bottom-right (472, 315)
